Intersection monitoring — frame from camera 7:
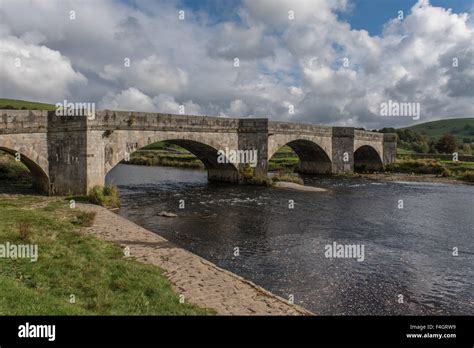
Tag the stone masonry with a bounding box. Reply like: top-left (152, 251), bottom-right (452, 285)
top-left (0, 109), bottom-right (397, 195)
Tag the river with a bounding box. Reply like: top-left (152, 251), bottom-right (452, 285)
top-left (106, 164), bottom-right (473, 315)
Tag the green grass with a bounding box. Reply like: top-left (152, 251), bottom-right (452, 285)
top-left (396, 148), bottom-right (415, 155)
top-left (268, 146), bottom-right (299, 172)
top-left (0, 195), bottom-right (213, 315)
top-left (271, 173), bottom-right (304, 185)
top-left (402, 118), bottom-right (474, 142)
top-left (125, 151), bottom-right (204, 169)
top-left (127, 144), bottom-right (301, 172)
top-left (0, 98), bottom-right (56, 111)
top-left (386, 158), bottom-right (474, 179)
top-left (441, 161), bottom-right (474, 176)
top-left (88, 185), bottom-right (121, 209)
top-left (0, 152), bottom-right (34, 193)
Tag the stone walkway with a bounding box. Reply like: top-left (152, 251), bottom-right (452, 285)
top-left (77, 203), bottom-right (313, 315)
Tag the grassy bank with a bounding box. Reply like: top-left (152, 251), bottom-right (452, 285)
top-left (123, 144), bottom-right (298, 171)
top-left (0, 98), bottom-right (56, 111)
top-left (127, 142), bottom-right (203, 169)
top-left (0, 194), bottom-right (212, 315)
top-left (385, 158), bottom-right (474, 182)
top-left (125, 150), bottom-right (204, 169)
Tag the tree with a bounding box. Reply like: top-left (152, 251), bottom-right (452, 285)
top-left (379, 127), bottom-right (396, 133)
top-left (435, 134), bottom-right (458, 154)
top-left (413, 141), bottom-right (429, 153)
top-left (428, 142), bottom-right (438, 154)
top-left (462, 144), bottom-right (472, 155)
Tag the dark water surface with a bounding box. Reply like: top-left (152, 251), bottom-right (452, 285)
top-left (107, 164), bottom-right (473, 315)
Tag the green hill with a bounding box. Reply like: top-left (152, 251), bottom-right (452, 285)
top-left (402, 118), bottom-right (474, 142)
top-left (0, 98), bottom-right (56, 111)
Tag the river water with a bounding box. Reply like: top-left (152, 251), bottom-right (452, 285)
top-left (106, 164), bottom-right (473, 315)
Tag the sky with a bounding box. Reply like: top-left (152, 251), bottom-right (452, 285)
top-left (0, 0), bottom-right (473, 129)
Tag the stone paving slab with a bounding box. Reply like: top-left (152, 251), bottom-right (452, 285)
top-left (77, 203), bottom-right (313, 315)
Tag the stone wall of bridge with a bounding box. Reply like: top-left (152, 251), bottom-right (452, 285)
top-left (0, 109), bottom-right (396, 195)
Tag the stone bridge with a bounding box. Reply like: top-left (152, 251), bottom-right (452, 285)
top-left (0, 110), bottom-right (397, 195)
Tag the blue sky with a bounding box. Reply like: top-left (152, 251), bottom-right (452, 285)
top-left (173, 0), bottom-right (474, 34)
top-left (340, 0), bottom-right (473, 34)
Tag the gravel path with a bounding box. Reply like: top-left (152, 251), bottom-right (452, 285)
top-left (77, 203), bottom-right (313, 315)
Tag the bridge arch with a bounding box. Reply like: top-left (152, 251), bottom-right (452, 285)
top-left (103, 132), bottom-right (239, 182)
top-left (354, 145), bottom-right (383, 172)
top-left (269, 139), bottom-right (332, 174)
top-left (0, 147), bottom-right (50, 194)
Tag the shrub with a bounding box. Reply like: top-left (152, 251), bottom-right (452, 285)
top-left (88, 185), bottom-right (120, 208)
top-left (460, 171), bottom-right (474, 183)
top-left (246, 175), bottom-right (273, 186)
top-left (241, 164), bottom-right (255, 181)
top-left (272, 173), bottom-right (304, 185)
top-left (386, 159), bottom-right (449, 175)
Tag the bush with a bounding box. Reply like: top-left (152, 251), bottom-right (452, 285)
top-left (241, 164), bottom-right (255, 181)
top-left (246, 175), bottom-right (274, 186)
top-left (460, 171), bottom-right (474, 182)
top-left (272, 173), bottom-right (304, 185)
top-left (88, 185), bottom-right (120, 208)
top-left (386, 159), bottom-right (449, 175)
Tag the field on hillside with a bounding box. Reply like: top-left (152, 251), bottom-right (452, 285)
top-left (0, 98), bottom-right (56, 111)
top-left (402, 118), bottom-right (474, 141)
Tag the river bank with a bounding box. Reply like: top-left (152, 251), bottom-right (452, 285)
top-left (77, 203), bottom-right (312, 315)
top-left (0, 194), bottom-right (211, 315)
top-left (351, 172), bottom-right (474, 185)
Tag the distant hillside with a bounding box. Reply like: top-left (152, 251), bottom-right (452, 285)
top-left (402, 118), bottom-right (474, 142)
top-left (0, 98), bottom-right (56, 111)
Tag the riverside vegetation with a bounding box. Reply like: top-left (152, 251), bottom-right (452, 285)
top-left (122, 143), bottom-right (474, 183)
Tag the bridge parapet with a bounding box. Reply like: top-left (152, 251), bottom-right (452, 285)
top-left (354, 129), bottom-right (384, 141)
top-left (0, 110), bottom-right (48, 133)
top-left (269, 121), bottom-right (332, 136)
top-left (89, 110), bottom-right (241, 132)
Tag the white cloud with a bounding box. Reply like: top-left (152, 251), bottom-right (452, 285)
top-left (0, 0), bottom-right (472, 128)
top-left (0, 35), bottom-right (85, 102)
top-left (99, 87), bottom-right (156, 111)
top-left (100, 55), bottom-right (189, 95)
top-left (99, 88), bottom-right (202, 115)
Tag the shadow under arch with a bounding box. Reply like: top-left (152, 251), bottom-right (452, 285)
top-left (271, 139), bottom-right (332, 174)
top-left (106, 139), bottom-right (240, 183)
top-left (0, 147), bottom-right (50, 194)
top-left (354, 145), bottom-right (383, 172)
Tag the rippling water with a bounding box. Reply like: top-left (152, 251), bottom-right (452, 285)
top-left (107, 164), bottom-right (474, 315)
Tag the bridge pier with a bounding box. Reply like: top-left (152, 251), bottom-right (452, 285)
top-left (46, 112), bottom-right (89, 195)
top-left (237, 119), bottom-right (269, 180)
top-left (331, 127), bottom-right (354, 174)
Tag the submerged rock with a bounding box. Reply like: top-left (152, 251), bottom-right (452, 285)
top-left (273, 181), bottom-right (327, 192)
top-left (157, 211), bottom-right (177, 217)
